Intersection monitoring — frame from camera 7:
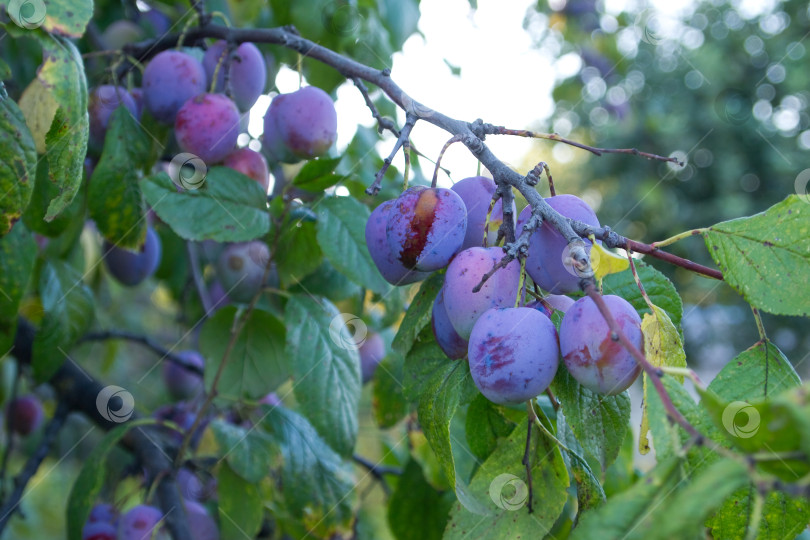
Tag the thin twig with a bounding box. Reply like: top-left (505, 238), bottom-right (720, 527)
top-left (353, 454), bottom-right (400, 496)
top-left (351, 78), bottom-right (399, 135)
top-left (79, 330), bottom-right (204, 377)
top-left (366, 114), bottom-right (416, 195)
top-left (522, 405), bottom-right (534, 514)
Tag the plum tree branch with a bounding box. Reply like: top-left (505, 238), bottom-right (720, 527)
top-left (0, 400), bottom-right (69, 532)
top-left (79, 329), bottom-right (204, 377)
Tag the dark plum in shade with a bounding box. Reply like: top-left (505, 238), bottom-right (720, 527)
top-left (560, 295), bottom-right (643, 395)
top-left (450, 176), bottom-right (515, 250)
top-left (442, 247), bottom-right (521, 340)
top-left (184, 500), bottom-right (220, 540)
top-left (162, 350), bottom-right (205, 400)
top-left (203, 40), bottom-right (266, 111)
top-left (88, 85), bottom-right (138, 148)
top-left (216, 241), bottom-right (271, 303)
top-left (82, 521), bottom-right (117, 540)
top-left (386, 186), bottom-right (467, 272)
top-left (103, 227), bottom-right (162, 287)
top-left (527, 294), bottom-right (575, 317)
top-left (517, 194), bottom-right (600, 294)
top-left (117, 505), bottom-right (164, 540)
top-left (175, 93), bottom-right (241, 164)
top-left (468, 307), bottom-right (559, 405)
top-left (431, 289), bottom-right (468, 359)
top-left (365, 200), bottom-right (430, 285)
top-left (6, 394), bottom-right (44, 435)
top-left (358, 332), bottom-right (385, 383)
top-left (142, 50), bottom-right (206, 124)
top-left (263, 86), bottom-right (337, 162)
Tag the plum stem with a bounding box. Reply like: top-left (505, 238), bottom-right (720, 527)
top-left (626, 251), bottom-right (655, 312)
top-left (432, 134), bottom-right (463, 188)
top-left (366, 114), bottom-right (416, 196)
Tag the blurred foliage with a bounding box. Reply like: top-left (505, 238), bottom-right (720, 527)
top-left (525, 0), bottom-right (810, 365)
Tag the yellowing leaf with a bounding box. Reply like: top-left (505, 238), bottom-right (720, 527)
top-left (18, 77), bottom-right (58, 154)
top-left (638, 305), bottom-right (686, 454)
top-left (589, 237), bottom-right (630, 281)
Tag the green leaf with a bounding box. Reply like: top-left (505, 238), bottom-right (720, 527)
top-left (315, 196), bottom-right (390, 295)
top-left (402, 331), bottom-right (451, 402)
top-left (274, 218), bottom-right (322, 287)
top-left (709, 489), bottom-right (810, 540)
top-left (551, 367), bottom-right (630, 471)
top-left (391, 272), bottom-right (443, 355)
top-left (292, 156), bottom-right (344, 192)
top-left (199, 307), bottom-right (288, 400)
top-left (703, 195), bottom-right (810, 316)
top-left (690, 340), bottom-right (809, 537)
top-left (0, 224), bottom-right (36, 336)
top-left (388, 459), bottom-right (453, 540)
top-left (444, 417), bottom-right (569, 539)
top-left (602, 261), bottom-right (683, 328)
top-left (372, 352), bottom-right (409, 428)
top-left (465, 394), bottom-right (516, 461)
top-left (647, 376), bottom-right (704, 465)
top-left (260, 406), bottom-right (355, 533)
top-left (217, 462), bottom-right (263, 540)
top-left (0, 0), bottom-right (93, 37)
top-left (32, 259), bottom-right (94, 382)
top-left (88, 107), bottom-right (150, 249)
top-left (141, 168), bottom-right (270, 242)
top-left (285, 295), bottom-right (361, 456)
top-left (416, 356), bottom-right (477, 493)
top-left (38, 37), bottom-right (88, 221)
top-left (22, 159), bottom-right (86, 238)
top-left (210, 419), bottom-right (273, 484)
top-left (0, 89), bottom-right (37, 235)
top-left (573, 457), bottom-right (749, 540)
top-left (66, 419), bottom-right (156, 540)
top-left (557, 411), bottom-right (606, 512)
top-left (639, 305), bottom-right (686, 454)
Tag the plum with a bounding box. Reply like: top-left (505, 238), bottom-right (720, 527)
top-left (262, 86), bottom-right (337, 162)
top-left (162, 350), bottom-right (205, 400)
top-left (81, 521), bottom-right (116, 540)
top-left (442, 247), bottom-right (521, 340)
top-left (178, 468), bottom-right (216, 502)
top-left (216, 241), bottom-right (270, 303)
top-left (517, 194), bottom-right (600, 294)
top-left (87, 503), bottom-right (118, 525)
top-left (88, 85), bottom-right (138, 148)
top-left (6, 394), bottom-right (43, 436)
top-left (386, 186), bottom-right (467, 272)
top-left (450, 176), bottom-right (515, 249)
top-left (142, 50), bottom-right (207, 124)
top-left (559, 294), bottom-right (642, 395)
top-left (103, 226), bottom-right (162, 287)
top-left (203, 41), bottom-right (266, 111)
top-left (175, 93), bottom-right (240, 164)
top-left (223, 147), bottom-right (269, 192)
top-left (468, 307), bottom-right (559, 405)
top-left (527, 294), bottom-right (575, 317)
top-left (431, 289), bottom-right (468, 359)
top-left (365, 200), bottom-right (430, 285)
top-left (118, 505), bottom-right (164, 540)
top-left (358, 332), bottom-right (385, 383)
top-left (184, 500), bottom-right (220, 540)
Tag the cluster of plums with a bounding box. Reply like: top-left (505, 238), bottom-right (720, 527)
top-left (366, 180), bottom-right (643, 403)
